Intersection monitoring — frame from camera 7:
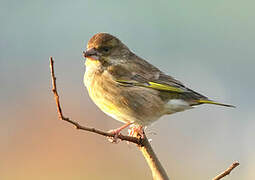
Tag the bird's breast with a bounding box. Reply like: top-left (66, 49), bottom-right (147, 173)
top-left (84, 68), bottom-right (168, 125)
top-left (84, 67), bottom-right (128, 122)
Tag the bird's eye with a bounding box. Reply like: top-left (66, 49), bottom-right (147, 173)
top-left (102, 47), bottom-right (109, 52)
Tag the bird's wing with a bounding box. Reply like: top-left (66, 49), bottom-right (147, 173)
top-left (107, 62), bottom-right (206, 99)
top-left (107, 60), bottom-right (234, 107)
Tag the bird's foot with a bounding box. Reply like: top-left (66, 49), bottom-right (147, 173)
top-left (107, 122), bottom-right (133, 143)
top-left (128, 125), bottom-right (144, 139)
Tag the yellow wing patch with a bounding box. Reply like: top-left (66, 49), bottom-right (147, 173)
top-left (116, 80), bottom-right (184, 93)
top-left (146, 82), bottom-right (184, 92)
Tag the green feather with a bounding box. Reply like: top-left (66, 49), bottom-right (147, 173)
top-left (116, 80), bottom-right (184, 93)
top-left (146, 82), bottom-right (184, 92)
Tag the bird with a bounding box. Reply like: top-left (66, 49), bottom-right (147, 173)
top-left (83, 33), bottom-right (234, 139)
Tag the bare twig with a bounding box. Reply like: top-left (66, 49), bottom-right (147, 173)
top-left (212, 161), bottom-right (240, 180)
top-left (137, 133), bottom-right (169, 180)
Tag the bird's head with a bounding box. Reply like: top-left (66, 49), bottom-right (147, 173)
top-left (83, 33), bottom-right (130, 66)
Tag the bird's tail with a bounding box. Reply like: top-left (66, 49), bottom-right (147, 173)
top-left (196, 99), bottom-right (236, 108)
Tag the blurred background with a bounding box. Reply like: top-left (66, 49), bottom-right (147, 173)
top-left (0, 0), bottom-right (254, 179)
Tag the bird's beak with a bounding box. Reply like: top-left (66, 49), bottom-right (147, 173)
top-left (83, 48), bottom-right (99, 60)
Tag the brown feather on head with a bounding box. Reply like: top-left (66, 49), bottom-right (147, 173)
top-left (84, 33), bottom-right (130, 64)
top-left (87, 33), bottom-right (119, 49)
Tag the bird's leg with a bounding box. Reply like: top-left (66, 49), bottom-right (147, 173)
top-left (128, 125), bottom-right (144, 139)
top-left (107, 122), bottom-right (133, 143)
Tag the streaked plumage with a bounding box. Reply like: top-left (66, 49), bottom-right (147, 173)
top-left (83, 33), bottom-right (234, 126)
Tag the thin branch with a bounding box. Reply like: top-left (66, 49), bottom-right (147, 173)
top-left (137, 133), bottom-right (169, 180)
top-left (212, 161), bottom-right (240, 180)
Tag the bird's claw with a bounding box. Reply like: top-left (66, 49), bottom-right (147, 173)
top-left (128, 125), bottom-right (144, 139)
top-left (106, 122), bottom-right (133, 143)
